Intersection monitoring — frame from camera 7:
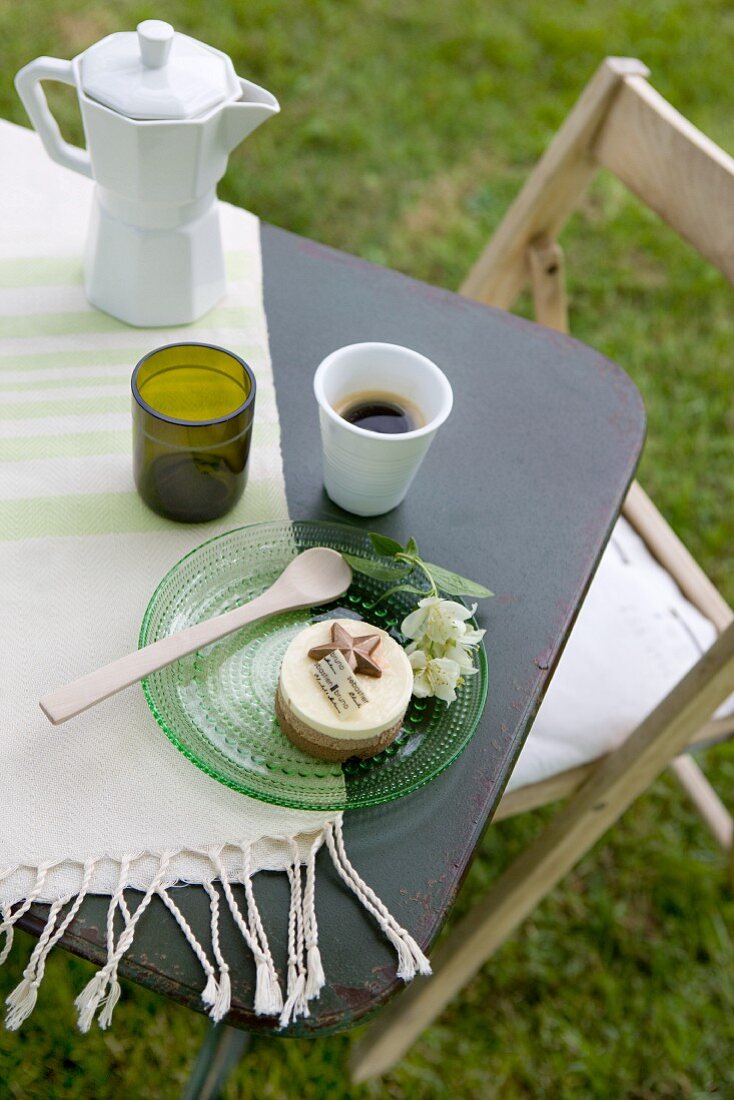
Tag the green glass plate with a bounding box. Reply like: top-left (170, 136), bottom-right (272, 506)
top-left (139, 520), bottom-right (488, 811)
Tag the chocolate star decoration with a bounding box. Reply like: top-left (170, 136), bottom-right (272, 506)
top-left (308, 622), bottom-right (383, 677)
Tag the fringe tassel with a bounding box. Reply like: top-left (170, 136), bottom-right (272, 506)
top-left (0, 863), bottom-right (52, 966)
top-left (209, 849), bottom-right (282, 1018)
top-left (98, 852), bottom-right (144, 1029)
top-left (202, 971), bottom-right (219, 1008)
top-left (6, 859), bottom-right (97, 1029)
top-left (325, 820), bottom-right (431, 980)
top-left (202, 880), bottom-right (231, 1023)
top-left (241, 845), bottom-right (283, 1016)
top-left (279, 973), bottom-right (305, 1030)
top-left (5, 897), bottom-right (65, 1030)
top-left (95, 856), bottom-right (133, 1032)
top-left (279, 853), bottom-right (310, 1029)
top-left (5, 976), bottom-right (39, 1030)
top-left (97, 979), bottom-right (121, 1030)
top-left (75, 971), bottom-right (109, 1034)
top-left (211, 969), bottom-right (231, 1024)
top-left (278, 862), bottom-right (300, 1029)
top-left (305, 944), bottom-right (325, 1000)
top-left (254, 956), bottom-right (283, 1017)
top-left (1, 823), bottom-right (430, 1032)
top-left (76, 851), bottom-right (173, 1032)
top-left (74, 857), bottom-right (128, 1032)
top-left (303, 840), bottom-right (325, 999)
top-left (157, 887), bottom-right (219, 1010)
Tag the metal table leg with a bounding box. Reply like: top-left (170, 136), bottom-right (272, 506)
top-left (182, 1023), bottom-right (251, 1100)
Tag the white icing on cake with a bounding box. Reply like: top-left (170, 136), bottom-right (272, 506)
top-left (278, 619), bottom-right (413, 741)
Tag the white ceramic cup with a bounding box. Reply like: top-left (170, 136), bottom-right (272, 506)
top-left (313, 342), bottom-right (453, 516)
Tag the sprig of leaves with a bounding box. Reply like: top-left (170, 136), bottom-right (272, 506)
top-left (343, 533), bottom-right (493, 600)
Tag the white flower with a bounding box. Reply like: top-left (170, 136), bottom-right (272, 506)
top-left (408, 638), bottom-right (476, 672)
top-left (457, 626), bottom-right (485, 649)
top-left (442, 642), bottom-right (479, 674)
top-left (401, 597), bottom-right (476, 648)
top-left (409, 650), bottom-right (462, 704)
top-left (401, 596), bottom-right (485, 704)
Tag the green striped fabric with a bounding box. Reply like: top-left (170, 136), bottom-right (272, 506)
top-left (0, 213), bottom-right (289, 541)
top-left (0, 127), bottom-right (365, 1032)
top-left (0, 250), bottom-right (253, 289)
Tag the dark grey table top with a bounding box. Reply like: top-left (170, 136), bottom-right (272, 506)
top-left (21, 222), bottom-right (645, 1035)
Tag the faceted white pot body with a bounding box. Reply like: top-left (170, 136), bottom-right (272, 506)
top-left (83, 189), bottom-right (225, 328)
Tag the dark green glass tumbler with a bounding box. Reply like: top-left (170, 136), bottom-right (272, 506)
top-left (132, 343), bottom-right (256, 523)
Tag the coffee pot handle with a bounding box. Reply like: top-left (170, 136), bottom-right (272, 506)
top-left (15, 57), bottom-right (92, 179)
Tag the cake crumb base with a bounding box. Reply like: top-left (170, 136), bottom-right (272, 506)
top-left (275, 686), bottom-right (404, 763)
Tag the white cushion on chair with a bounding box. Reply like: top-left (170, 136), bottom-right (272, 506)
top-left (505, 516), bottom-right (720, 793)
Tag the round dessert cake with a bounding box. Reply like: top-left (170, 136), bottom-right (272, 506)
top-left (275, 618), bottom-right (413, 762)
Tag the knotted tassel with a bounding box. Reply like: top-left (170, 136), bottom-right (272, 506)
top-left (202, 878), bottom-right (232, 1024)
top-left (202, 971), bottom-right (219, 1008)
top-left (305, 943), bottom-right (325, 1000)
top-left (303, 839), bottom-right (325, 1000)
top-left (242, 844), bottom-right (283, 1016)
top-left (5, 895), bottom-right (65, 1029)
top-left (76, 858), bottom-right (125, 1033)
top-left (75, 970), bottom-right (110, 1034)
top-left (278, 860), bottom-right (309, 1028)
top-left (325, 819), bottom-right (431, 980)
top-left (210, 848), bottom-right (284, 1019)
top-left (389, 925), bottom-right (431, 978)
top-left (254, 956), bottom-right (283, 1017)
top-left (76, 852), bottom-right (172, 1032)
top-left (278, 972), bottom-right (305, 1029)
top-left (210, 968), bottom-right (231, 1023)
top-left (382, 925), bottom-right (425, 981)
top-left (5, 976), bottom-right (39, 1031)
top-left (157, 886), bottom-right (219, 1011)
top-left (97, 978), bottom-right (122, 1030)
top-left (0, 864), bottom-right (52, 967)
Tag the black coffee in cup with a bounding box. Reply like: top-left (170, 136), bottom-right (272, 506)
top-left (335, 390), bottom-right (424, 434)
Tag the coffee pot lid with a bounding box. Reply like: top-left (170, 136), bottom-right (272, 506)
top-left (80, 21), bottom-right (240, 121)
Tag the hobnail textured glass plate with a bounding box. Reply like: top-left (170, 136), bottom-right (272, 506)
top-left (139, 520), bottom-right (488, 811)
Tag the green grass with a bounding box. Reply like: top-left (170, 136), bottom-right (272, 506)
top-left (1, 0), bottom-right (733, 1096)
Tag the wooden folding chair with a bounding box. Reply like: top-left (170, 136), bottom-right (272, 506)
top-left (350, 58), bottom-right (734, 1082)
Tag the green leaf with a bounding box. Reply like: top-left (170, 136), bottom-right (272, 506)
top-left (374, 583), bottom-right (431, 605)
top-left (368, 532), bottom-right (405, 558)
top-left (421, 561), bottom-right (494, 598)
top-left (405, 536), bottom-right (420, 557)
top-left (342, 553), bottom-right (411, 583)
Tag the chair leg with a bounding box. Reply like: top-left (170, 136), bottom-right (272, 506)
top-left (350, 625), bottom-right (734, 1082)
top-left (623, 479), bottom-right (733, 633)
top-left (350, 796), bottom-right (615, 1083)
top-left (182, 1023), bottom-right (251, 1100)
top-left (669, 755), bottom-right (734, 852)
top-left (528, 235), bottom-right (569, 332)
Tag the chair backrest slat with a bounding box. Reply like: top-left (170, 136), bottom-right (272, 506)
top-left (595, 76), bottom-right (734, 284)
top-left (461, 58), bottom-right (734, 309)
top-left (459, 59), bottom-right (734, 631)
top-left (459, 57), bottom-right (650, 308)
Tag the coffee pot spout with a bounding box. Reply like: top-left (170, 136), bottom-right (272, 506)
top-left (220, 78), bottom-right (280, 153)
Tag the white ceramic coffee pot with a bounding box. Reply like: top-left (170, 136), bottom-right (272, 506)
top-left (15, 20), bottom-right (279, 327)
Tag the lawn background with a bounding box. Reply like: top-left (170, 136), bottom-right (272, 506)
top-left (0, 1), bottom-right (733, 1096)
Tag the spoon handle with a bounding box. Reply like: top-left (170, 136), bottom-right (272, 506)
top-left (40, 586), bottom-right (303, 726)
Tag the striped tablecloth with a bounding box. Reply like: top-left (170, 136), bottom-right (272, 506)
top-left (0, 120), bottom-right (428, 1034)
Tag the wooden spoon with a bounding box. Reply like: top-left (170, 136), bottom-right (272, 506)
top-left (40, 547), bottom-right (352, 726)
